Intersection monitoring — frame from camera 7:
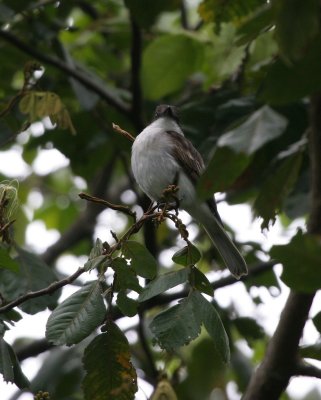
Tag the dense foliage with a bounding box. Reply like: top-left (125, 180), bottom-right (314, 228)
top-left (1, 0), bottom-right (321, 399)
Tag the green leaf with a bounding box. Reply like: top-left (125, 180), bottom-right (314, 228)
top-left (235, 5), bottom-right (274, 45)
top-left (300, 343), bottom-right (321, 361)
top-left (198, 0), bottom-right (263, 28)
top-left (116, 290), bottom-right (138, 317)
top-left (197, 147), bottom-right (251, 199)
top-left (218, 106), bottom-right (288, 155)
top-left (84, 239), bottom-right (108, 271)
top-left (197, 293), bottom-right (230, 364)
top-left (112, 258), bottom-right (142, 293)
top-left (233, 317), bottom-right (265, 342)
top-left (122, 241), bottom-right (157, 279)
top-left (0, 337), bottom-right (29, 389)
top-left (172, 243), bottom-right (201, 267)
top-left (261, 34), bottom-right (321, 104)
top-left (270, 231), bottom-right (321, 292)
top-left (83, 321), bottom-right (137, 400)
top-left (124, 0), bottom-right (180, 28)
top-left (150, 291), bottom-right (203, 351)
top-left (138, 267), bottom-right (190, 302)
top-left (274, 0), bottom-right (320, 61)
top-left (46, 281), bottom-right (106, 346)
top-left (254, 152), bottom-right (303, 229)
top-left (190, 267), bottom-right (213, 296)
top-left (0, 247), bottom-right (60, 314)
top-left (0, 247), bottom-right (19, 272)
top-left (312, 311), bottom-right (321, 334)
top-left (142, 34), bottom-right (204, 100)
top-left (29, 347), bottom-right (83, 398)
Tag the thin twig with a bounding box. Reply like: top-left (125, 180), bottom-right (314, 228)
top-left (0, 267), bottom-right (86, 313)
top-left (112, 122), bottom-right (135, 142)
top-left (79, 192), bottom-right (136, 220)
top-left (0, 29), bottom-right (130, 116)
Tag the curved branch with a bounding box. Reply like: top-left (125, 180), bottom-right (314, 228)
top-left (0, 29), bottom-right (130, 116)
top-left (13, 260), bottom-right (275, 362)
top-left (243, 94), bottom-right (321, 399)
top-left (294, 361), bottom-right (321, 379)
top-left (0, 267), bottom-right (85, 313)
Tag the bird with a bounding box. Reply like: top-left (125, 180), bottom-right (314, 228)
top-left (131, 104), bottom-right (248, 279)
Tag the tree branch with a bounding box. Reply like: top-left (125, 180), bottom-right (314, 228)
top-left (0, 29), bottom-right (130, 116)
top-left (294, 361), bottom-right (321, 379)
top-left (0, 267), bottom-right (85, 313)
top-left (129, 15), bottom-right (144, 131)
top-left (13, 260), bottom-right (275, 362)
top-left (79, 192), bottom-right (136, 220)
top-left (137, 310), bottom-right (158, 382)
top-left (180, 0), bottom-right (189, 30)
top-left (243, 94), bottom-right (321, 399)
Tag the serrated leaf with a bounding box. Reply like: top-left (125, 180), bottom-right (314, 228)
top-left (254, 152), bottom-right (303, 229)
top-left (172, 243), bottom-right (201, 267)
top-left (0, 337), bottom-right (29, 388)
top-left (150, 291), bottom-right (202, 351)
top-left (196, 292), bottom-right (230, 363)
top-left (270, 231), bottom-right (321, 292)
top-left (0, 247), bottom-right (19, 272)
top-left (190, 267), bottom-right (213, 296)
top-left (218, 106), bottom-right (287, 155)
top-left (83, 321), bottom-right (137, 400)
top-left (116, 290), bottom-right (138, 317)
top-left (197, 146), bottom-right (251, 199)
top-left (122, 241), bottom-right (157, 279)
top-left (0, 247), bottom-right (60, 314)
top-left (138, 267), bottom-right (190, 302)
top-left (274, 0), bottom-right (320, 61)
top-left (46, 281), bottom-right (106, 346)
top-left (142, 34), bottom-right (204, 100)
top-left (112, 258), bottom-right (142, 293)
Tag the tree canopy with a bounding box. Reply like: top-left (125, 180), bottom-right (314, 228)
top-left (1, 0), bottom-right (321, 399)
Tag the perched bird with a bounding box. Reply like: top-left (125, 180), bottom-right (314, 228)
top-left (131, 104), bottom-right (247, 279)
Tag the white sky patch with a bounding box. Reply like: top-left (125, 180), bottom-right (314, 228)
top-left (32, 148), bottom-right (69, 175)
top-left (0, 147), bottom-right (31, 178)
top-left (94, 208), bottom-right (128, 244)
top-left (25, 220), bottom-right (60, 253)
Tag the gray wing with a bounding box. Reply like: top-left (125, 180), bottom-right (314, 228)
top-left (166, 130), bottom-right (223, 225)
top-left (166, 130), bottom-right (204, 184)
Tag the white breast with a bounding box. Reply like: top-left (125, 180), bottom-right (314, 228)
top-left (131, 118), bottom-right (196, 204)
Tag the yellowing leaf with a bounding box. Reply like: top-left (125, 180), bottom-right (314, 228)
top-left (151, 378), bottom-right (178, 400)
top-left (83, 321), bottom-right (137, 400)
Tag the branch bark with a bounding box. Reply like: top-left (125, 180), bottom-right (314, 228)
top-left (243, 94), bottom-right (321, 399)
top-left (129, 15), bottom-right (144, 131)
